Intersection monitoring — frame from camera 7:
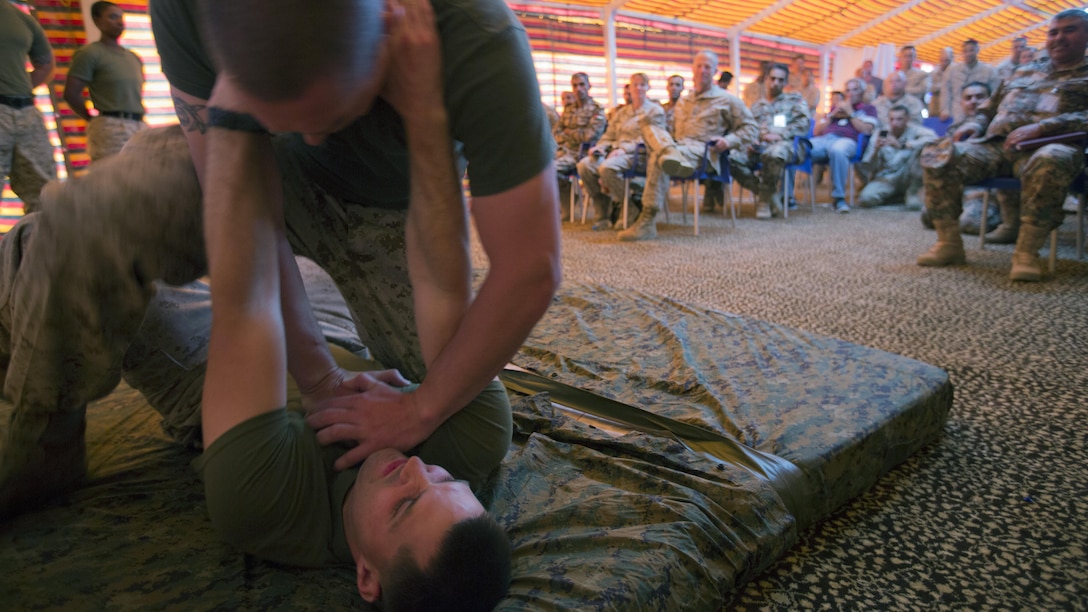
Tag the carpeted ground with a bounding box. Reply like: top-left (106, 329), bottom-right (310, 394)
top-left (475, 189), bottom-right (1088, 610)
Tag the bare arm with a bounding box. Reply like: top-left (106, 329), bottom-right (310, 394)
top-left (29, 57), bottom-right (53, 89)
top-left (170, 86), bottom-right (340, 411)
top-left (200, 126), bottom-right (286, 447)
top-left (63, 75), bottom-right (92, 122)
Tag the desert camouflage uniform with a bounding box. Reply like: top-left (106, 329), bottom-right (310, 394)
top-left (873, 94), bottom-right (925, 126)
top-left (729, 92), bottom-right (810, 206)
top-left (995, 58), bottom-right (1021, 86)
top-left (857, 122), bottom-right (938, 208)
top-left (1, 2), bottom-right (56, 214)
top-left (903, 68), bottom-right (930, 103)
top-left (786, 72), bottom-right (820, 112)
top-left (0, 125), bottom-right (436, 456)
top-left (553, 97), bottom-right (606, 174)
top-left (941, 61), bottom-right (999, 123)
top-left (544, 103), bottom-right (559, 132)
top-left (928, 63), bottom-right (950, 117)
top-left (662, 99), bottom-right (678, 135)
top-left (640, 85), bottom-right (758, 214)
top-left (577, 100), bottom-right (664, 221)
top-left (86, 115), bottom-right (146, 161)
top-left (554, 97), bottom-right (606, 215)
top-left (922, 58), bottom-right (1088, 230)
top-left (0, 104), bottom-right (54, 213)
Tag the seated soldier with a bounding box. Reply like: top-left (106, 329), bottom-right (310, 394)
top-left (872, 71), bottom-right (925, 126)
top-left (554, 72), bottom-right (607, 218)
top-left (856, 105), bottom-right (938, 209)
top-left (621, 49), bottom-right (757, 241)
top-left (917, 9), bottom-right (1088, 282)
top-left (729, 62), bottom-right (811, 219)
top-left (577, 73), bottom-right (664, 231)
top-left (702, 69), bottom-right (739, 214)
top-left (949, 82), bottom-right (1010, 236)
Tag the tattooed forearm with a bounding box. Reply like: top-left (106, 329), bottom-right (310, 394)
top-left (173, 96), bottom-right (208, 134)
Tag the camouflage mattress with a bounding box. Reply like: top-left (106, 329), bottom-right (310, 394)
top-left (0, 281), bottom-right (951, 611)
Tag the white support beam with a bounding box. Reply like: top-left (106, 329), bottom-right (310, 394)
top-left (821, 45), bottom-right (831, 113)
top-left (604, 8), bottom-right (618, 107)
top-left (730, 29), bottom-right (742, 96)
top-left (828, 0), bottom-right (930, 46)
top-left (606, 0), bottom-right (633, 12)
top-left (909, 5), bottom-right (1007, 47)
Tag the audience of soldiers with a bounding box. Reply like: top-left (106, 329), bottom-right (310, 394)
top-left (547, 13), bottom-right (1082, 254)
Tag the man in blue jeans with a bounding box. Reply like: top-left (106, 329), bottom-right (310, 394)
top-left (809, 77), bottom-right (878, 213)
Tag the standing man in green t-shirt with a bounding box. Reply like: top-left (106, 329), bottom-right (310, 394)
top-left (0, 0), bottom-right (56, 214)
top-left (64, 1), bottom-right (146, 161)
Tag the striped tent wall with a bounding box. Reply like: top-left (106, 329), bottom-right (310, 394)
top-left (512, 4), bottom-right (834, 110)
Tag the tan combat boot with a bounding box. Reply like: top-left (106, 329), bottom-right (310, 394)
top-left (917, 218), bottom-right (966, 266)
top-left (1009, 223), bottom-right (1051, 282)
top-left (618, 204), bottom-right (659, 241)
top-left (985, 191), bottom-right (1020, 244)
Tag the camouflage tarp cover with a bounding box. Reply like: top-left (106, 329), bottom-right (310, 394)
top-left (0, 282), bottom-right (950, 610)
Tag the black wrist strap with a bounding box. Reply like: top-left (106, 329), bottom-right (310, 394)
top-left (207, 106), bottom-right (269, 134)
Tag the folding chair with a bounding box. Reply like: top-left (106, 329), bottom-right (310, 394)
top-left (667, 142), bottom-right (736, 236)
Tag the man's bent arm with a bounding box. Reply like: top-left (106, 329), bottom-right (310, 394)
top-left (404, 107), bottom-right (471, 367)
top-left (411, 167), bottom-right (561, 429)
top-left (170, 86), bottom-right (339, 396)
top-left (200, 127), bottom-right (287, 447)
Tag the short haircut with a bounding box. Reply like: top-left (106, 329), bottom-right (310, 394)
top-left (631, 73), bottom-right (649, 87)
top-left (1054, 8), bottom-right (1088, 26)
top-left (198, 0), bottom-right (383, 101)
top-left (963, 38), bottom-right (980, 48)
top-left (91, 1), bottom-right (118, 19)
top-left (668, 74), bottom-right (684, 84)
top-left (900, 45), bottom-right (916, 53)
top-left (888, 104), bottom-right (910, 117)
top-left (766, 62), bottom-right (790, 81)
top-left (845, 77), bottom-right (863, 90)
top-left (719, 71), bottom-right (733, 87)
top-left (572, 72), bottom-right (590, 84)
top-left (792, 53), bottom-right (806, 61)
top-left (381, 514), bottom-right (512, 612)
top-left (831, 90), bottom-right (845, 99)
top-left (696, 49), bottom-right (719, 68)
top-left (962, 81), bottom-right (992, 97)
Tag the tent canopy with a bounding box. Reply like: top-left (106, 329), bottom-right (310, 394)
top-left (515, 0), bottom-right (1086, 64)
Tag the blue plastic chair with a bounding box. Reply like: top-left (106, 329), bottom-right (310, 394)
top-left (923, 115), bottom-right (953, 138)
top-left (668, 141), bottom-right (736, 235)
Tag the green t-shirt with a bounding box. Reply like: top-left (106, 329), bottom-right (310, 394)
top-left (68, 41), bottom-right (145, 114)
top-left (193, 408), bottom-right (357, 567)
top-left (0, 2), bottom-right (52, 97)
top-left (149, 0), bottom-right (554, 207)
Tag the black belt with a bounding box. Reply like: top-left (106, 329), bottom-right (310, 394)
top-left (99, 111), bottom-right (144, 121)
top-left (0, 95), bottom-right (35, 109)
